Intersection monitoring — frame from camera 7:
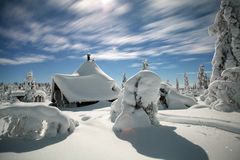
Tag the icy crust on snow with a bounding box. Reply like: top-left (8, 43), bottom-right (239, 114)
top-left (53, 61), bottom-right (120, 103)
top-left (0, 104), bottom-right (79, 140)
top-left (113, 70), bottom-right (161, 130)
top-left (159, 83), bottom-right (197, 109)
top-left (206, 67), bottom-right (240, 112)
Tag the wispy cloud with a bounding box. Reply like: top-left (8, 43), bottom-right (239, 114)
top-left (130, 61), bottom-right (164, 70)
top-left (176, 70), bottom-right (212, 75)
top-left (0, 0), bottom-right (218, 62)
top-left (90, 48), bottom-right (139, 61)
top-left (0, 55), bottom-right (54, 65)
top-left (160, 64), bottom-right (177, 69)
top-left (180, 57), bottom-right (198, 62)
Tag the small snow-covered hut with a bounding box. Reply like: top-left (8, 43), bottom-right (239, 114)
top-left (34, 90), bottom-right (46, 102)
top-left (51, 55), bottom-right (120, 107)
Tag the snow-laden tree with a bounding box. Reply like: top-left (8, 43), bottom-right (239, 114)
top-left (206, 0), bottom-right (240, 112)
top-left (208, 0), bottom-right (240, 82)
top-left (176, 78), bottom-right (179, 91)
top-left (197, 65), bottom-right (209, 89)
top-left (121, 73), bottom-right (127, 88)
top-left (112, 70), bottom-right (161, 131)
top-left (184, 73), bottom-right (189, 91)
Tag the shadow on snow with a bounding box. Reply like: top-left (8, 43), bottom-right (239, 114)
top-left (60, 101), bottom-right (112, 112)
top-left (114, 125), bottom-right (209, 160)
top-left (0, 134), bottom-right (68, 153)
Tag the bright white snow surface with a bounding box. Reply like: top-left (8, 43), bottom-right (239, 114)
top-left (0, 101), bottom-right (240, 160)
top-left (53, 61), bottom-right (120, 103)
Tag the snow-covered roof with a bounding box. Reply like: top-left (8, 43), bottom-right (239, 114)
top-left (53, 61), bottom-right (120, 103)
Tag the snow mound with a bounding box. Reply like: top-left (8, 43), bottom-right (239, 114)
top-left (113, 70), bottom-right (161, 131)
top-left (159, 83), bottom-right (197, 109)
top-left (53, 61), bottom-right (120, 103)
top-left (206, 67), bottom-right (240, 112)
top-left (0, 104), bottom-right (79, 140)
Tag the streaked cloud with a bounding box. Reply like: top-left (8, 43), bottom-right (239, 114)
top-left (180, 58), bottom-right (198, 62)
top-left (176, 71), bottom-right (212, 75)
top-left (90, 48), bottom-right (139, 61)
top-left (0, 0), bottom-right (218, 63)
top-left (0, 55), bottom-right (54, 65)
top-left (160, 64), bottom-right (177, 69)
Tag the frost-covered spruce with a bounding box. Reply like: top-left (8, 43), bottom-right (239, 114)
top-left (197, 65), bottom-right (209, 89)
top-left (184, 73), bottom-right (189, 91)
top-left (121, 73), bottom-right (127, 88)
top-left (112, 70), bottom-right (161, 130)
top-left (206, 0), bottom-right (240, 112)
top-left (208, 0), bottom-right (240, 82)
top-left (176, 78), bottom-right (179, 91)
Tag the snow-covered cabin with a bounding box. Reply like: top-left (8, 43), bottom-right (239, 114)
top-left (51, 55), bottom-right (120, 107)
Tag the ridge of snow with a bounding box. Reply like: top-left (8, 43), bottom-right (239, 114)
top-left (158, 108), bottom-right (240, 134)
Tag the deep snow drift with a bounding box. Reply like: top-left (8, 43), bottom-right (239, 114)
top-left (0, 104), bottom-right (78, 140)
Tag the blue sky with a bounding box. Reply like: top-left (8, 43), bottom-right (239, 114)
top-left (0, 0), bottom-right (219, 87)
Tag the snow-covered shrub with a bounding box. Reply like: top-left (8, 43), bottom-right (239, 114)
top-left (206, 67), bottom-right (240, 112)
top-left (206, 0), bottom-right (240, 112)
top-left (112, 70), bottom-right (161, 131)
top-left (159, 82), bottom-right (197, 109)
top-left (0, 104), bottom-right (79, 140)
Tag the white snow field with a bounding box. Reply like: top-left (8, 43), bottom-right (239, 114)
top-left (0, 101), bottom-right (240, 160)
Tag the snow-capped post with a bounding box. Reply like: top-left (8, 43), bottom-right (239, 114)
top-left (184, 73), bottom-right (189, 91)
top-left (87, 54), bottom-right (91, 61)
top-left (205, 0), bottom-right (240, 112)
top-left (176, 78), bottom-right (179, 91)
top-left (121, 73), bottom-right (127, 88)
top-left (142, 59), bottom-right (149, 70)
